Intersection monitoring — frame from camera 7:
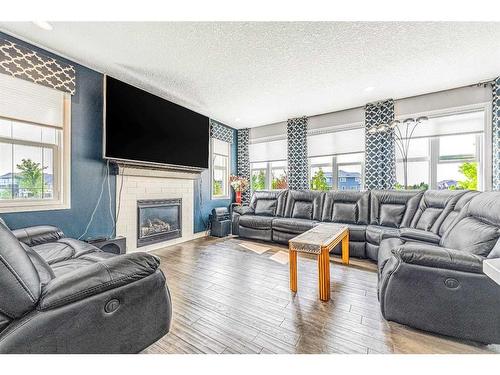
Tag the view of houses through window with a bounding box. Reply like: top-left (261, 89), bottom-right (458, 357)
top-left (0, 118), bottom-right (58, 201)
top-left (395, 110), bottom-right (485, 190)
top-left (309, 152), bottom-right (364, 191)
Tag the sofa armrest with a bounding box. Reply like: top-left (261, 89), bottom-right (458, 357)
top-left (399, 228), bottom-right (440, 244)
top-left (233, 205), bottom-right (254, 216)
top-left (11, 225), bottom-right (65, 247)
top-left (38, 252), bottom-right (160, 310)
top-left (393, 244), bottom-right (484, 274)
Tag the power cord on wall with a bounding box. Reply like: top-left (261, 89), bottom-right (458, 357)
top-left (197, 176), bottom-right (211, 236)
top-left (78, 160), bottom-right (114, 241)
top-left (113, 164), bottom-right (125, 238)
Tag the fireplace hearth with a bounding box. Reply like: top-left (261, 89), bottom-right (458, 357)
top-left (137, 198), bottom-right (182, 247)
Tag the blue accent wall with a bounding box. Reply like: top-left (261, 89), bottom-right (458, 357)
top-left (193, 127), bottom-right (237, 233)
top-left (0, 32), bottom-right (237, 238)
top-left (0, 32), bottom-right (115, 239)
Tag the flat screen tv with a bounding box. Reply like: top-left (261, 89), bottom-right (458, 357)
top-left (104, 76), bottom-right (209, 170)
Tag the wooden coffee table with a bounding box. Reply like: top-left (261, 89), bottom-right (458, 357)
top-left (288, 223), bottom-right (349, 302)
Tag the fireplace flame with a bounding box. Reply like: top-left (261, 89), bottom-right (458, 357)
top-left (141, 218), bottom-right (171, 237)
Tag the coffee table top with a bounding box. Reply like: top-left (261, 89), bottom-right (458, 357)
top-left (289, 223), bottom-right (349, 254)
top-left (484, 258), bottom-right (500, 286)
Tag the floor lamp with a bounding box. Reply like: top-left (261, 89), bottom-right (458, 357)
top-left (367, 116), bottom-right (428, 189)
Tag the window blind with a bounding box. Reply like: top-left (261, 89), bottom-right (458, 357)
top-left (307, 127), bottom-right (365, 157)
top-left (0, 73), bottom-right (65, 128)
top-left (249, 138), bottom-right (287, 162)
top-left (402, 111), bottom-right (484, 139)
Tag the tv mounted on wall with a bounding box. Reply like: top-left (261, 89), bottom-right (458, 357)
top-left (104, 76), bottom-right (209, 170)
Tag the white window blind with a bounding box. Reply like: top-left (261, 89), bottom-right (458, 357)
top-left (0, 73), bottom-right (65, 128)
top-left (249, 138), bottom-right (287, 163)
top-left (308, 127), bottom-right (365, 157)
top-left (403, 111), bottom-right (484, 139)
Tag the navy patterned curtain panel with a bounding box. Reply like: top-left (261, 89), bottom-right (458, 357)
top-left (365, 99), bottom-right (396, 190)
top-left (287, 116), bottom-right (309, 190)
top-left (493, 77), bottom-right (500, 191)
top-left (210, 119), bottom-right (234, 144)
top-left (237, 128), bottom-right (251, 204)
top-left (0, 38), bottom-right (76, 95)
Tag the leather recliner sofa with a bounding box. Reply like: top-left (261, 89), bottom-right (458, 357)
top-left (0, 218), bottom-right (172, 353)
top-left (232, 189), bottom-right (500, 344)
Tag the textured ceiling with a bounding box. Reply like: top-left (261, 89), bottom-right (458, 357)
top-left (1, 22), bottom-right (500, 128)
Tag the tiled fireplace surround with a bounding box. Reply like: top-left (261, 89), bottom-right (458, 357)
top-left (115, 166), bottom-right (204, 253)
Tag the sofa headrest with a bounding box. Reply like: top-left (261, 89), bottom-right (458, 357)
top-left (370, 190), bottom-right (423, 228)
top-left (438, 191), bottom-right (480, 236)
top-left (321, 190), bottom-right (370, 224)
top-left (420, 189), bottom-right (468, 208)
top-left (410, 190), bottom-right (470, 232)
top-left (249, 190), bottom-right (287, 216)
top-left (284, 190), bottom-right (324, 221)
top-left (0, 221), bottom-right (41, 319)
top-left (440, 192), bottom-right (500, 257)
top-left (466, 192), bottom-right (500, 225)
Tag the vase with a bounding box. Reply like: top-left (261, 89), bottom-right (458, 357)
top-left (236, 191), bottom-right (242, 204)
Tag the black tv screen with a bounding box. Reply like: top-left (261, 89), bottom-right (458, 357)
top-left (104, 76), bottom-right (209, 169)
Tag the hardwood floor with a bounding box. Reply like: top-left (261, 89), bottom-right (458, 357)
top-left (143, 236), bottom-right (500, 354)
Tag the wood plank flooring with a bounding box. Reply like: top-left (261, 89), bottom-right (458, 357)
top-left (142, 236), bottom-right (500, 354)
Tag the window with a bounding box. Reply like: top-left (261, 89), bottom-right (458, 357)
top-left (211, 138), bottom-right (230, 198)
top-left (271, 160), bottom-right (288, 189)
top-left (250, 160), bottom-right (288, 191)
top-left (308, 126), bottom-right (365, 191)
top-left (0, 74), bottom-right (70, 212)
top-left (309, 153), bottom-right (364, 191)
top-left (395, 109), bottom-right (487, 190)
top-left (249, 137), bottom-right (288, 191)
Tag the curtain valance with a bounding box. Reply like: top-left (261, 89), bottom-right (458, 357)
top-left (0, 38), bottom-right (76, 95)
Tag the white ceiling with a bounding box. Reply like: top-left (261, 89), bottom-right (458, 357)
top-left (1, 22), bottom-right (500, 129)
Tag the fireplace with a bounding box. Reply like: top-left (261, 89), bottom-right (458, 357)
top-left (137, 198), bottom-right (182, 247)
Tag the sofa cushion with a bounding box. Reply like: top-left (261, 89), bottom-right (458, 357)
top-left (272, 218), bottom-right (318, 234)
top-left (32, 238), bottom-right (100, 265)
top-left (410, 190), bottom-right (470, 233)
top-left (238, 215), bottom-right (274, 230)
top-left (284, 190), bottom-right (324, 221)
top-left (24, 245), bottom-right (55, 287)
top-left (370, 190), bottom-right (423, 228)
top-left (322, 191), bottom-right (370, 225)
top-left (50, 252), bottom-right (116, 278)
top-left (346, 224), bottom-right (367, 242)
top-left (438, 191), bottom-right (479, 236)
top-left (0, 222), bottom-right (41, 319)
top-left (379, 204), bottom-right (406, 228)
top-left (366, 225), bottom-right (400, 246)
top-left (31, 242), bottom-right (75, 265)
top-left (332, 202), bottom-right (357, 224)
top-left (440, 192), bottom-right (500, 257)
top-left (255, 199), bottom-right (277, 216)
top-left (249, 190), bottom-right (287, 217)
top-left (292, 200), bottom-right (313, 219)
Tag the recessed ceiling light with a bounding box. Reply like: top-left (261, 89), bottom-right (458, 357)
top-left (235, 118), bottom-right (241, 122)
top-left (32, 21), bottom-right (53, 31)
top-left (364, 86), bottom-right (375, 92)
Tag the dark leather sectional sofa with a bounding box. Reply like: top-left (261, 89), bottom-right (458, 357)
top-left (232, 189), bottom-right (500, 344)
top-left (0, 218), bottom-right (172, 353)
